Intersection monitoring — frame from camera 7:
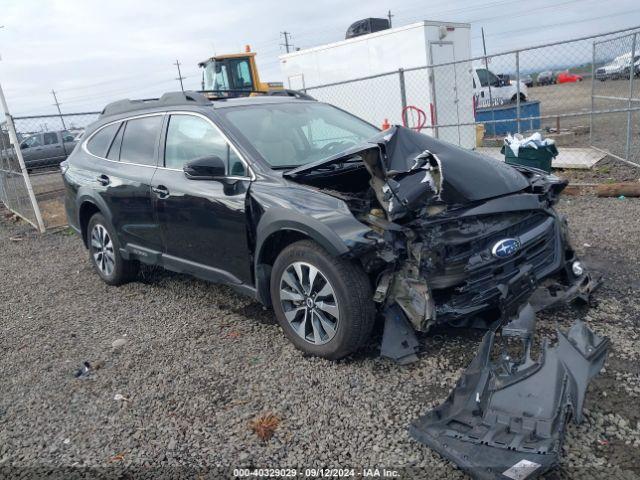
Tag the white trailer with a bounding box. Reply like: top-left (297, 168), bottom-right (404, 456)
top-left (279, 21), bottom-right (476, 148)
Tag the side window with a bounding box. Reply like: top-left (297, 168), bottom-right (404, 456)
top-left (61, 131), bottom-right (75, 142)
top-left (120, 116), bottom-right (163, 166)
top-left (86, 123), bottom-right (120, 157)
top-left (106, 123), bottom-right (124, 161)
top-left (164, 114), bottom-right (246, 176)
top-left (234, 59), bottom-right (252, 89)
top-left (476, 69), bottom-right (489, 87)
top-left (23, 135), bottom-right (42, 148)
top-left (43, 132), bottom-right (58, 145)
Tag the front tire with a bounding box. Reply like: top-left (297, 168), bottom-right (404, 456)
top-left (87, 213), bottom-right (138, 285)
top-left (270, 240), bottom-right (375, 360)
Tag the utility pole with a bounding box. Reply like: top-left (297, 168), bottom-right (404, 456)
top-left (51, 90), bottom-right (67, 129)
top-left (281, 31), bottom-right (292, 53)
top-left (174, 59), bottom-right (185, 92)
top-left (387, 10), bottom-right (393, 27)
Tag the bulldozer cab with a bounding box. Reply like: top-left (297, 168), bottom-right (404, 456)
top-left (200, 53), bottom-right (258, 97)
top-left (199, 49), bottom-right (286, 99)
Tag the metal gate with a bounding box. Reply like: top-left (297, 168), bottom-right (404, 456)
top-left (0, 83), bottom-right (45, 232)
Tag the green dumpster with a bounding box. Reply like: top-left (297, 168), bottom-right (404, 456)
top-left (500, 143), bottom-right (558, 173)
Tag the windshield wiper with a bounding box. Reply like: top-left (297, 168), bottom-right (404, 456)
top-left (271, 165), bottom-right (304, 170)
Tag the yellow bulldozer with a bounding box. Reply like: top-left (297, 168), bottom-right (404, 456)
top-left (198, 46), bottom-right (285, 99)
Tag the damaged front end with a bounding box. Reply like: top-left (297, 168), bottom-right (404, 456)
top-left (285, 125), bottom-right (607, 477)
top-left (287, 126), bottom-right (598, 363)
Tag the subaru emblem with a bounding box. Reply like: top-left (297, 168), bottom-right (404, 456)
top-left (491, 238), bottom-right (521, 259)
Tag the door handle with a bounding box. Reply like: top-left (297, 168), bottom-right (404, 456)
top-left (97, 174), bottom-right (110, 186)
top-left (152, 185), bottom-right (169, 197)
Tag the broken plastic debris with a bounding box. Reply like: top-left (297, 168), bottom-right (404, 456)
top-left (410, 318), bottom-right (609, 480)
top-left (113, 393), bottom-right (129, 402)
top-left (74, 361), bottom-right (92, 379)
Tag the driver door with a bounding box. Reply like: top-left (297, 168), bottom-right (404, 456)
top-left (20, 134), bottom-right (44, 166)
top-left (152, 113), bottom-right (253, 285)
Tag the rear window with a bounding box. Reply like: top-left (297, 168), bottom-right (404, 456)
top-left (86, 123), bottom-right (120, 157)
top-left (120, 116), bottom-right (163, 166)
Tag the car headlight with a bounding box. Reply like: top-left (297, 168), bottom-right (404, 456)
top-left (60, 160), bottom-right (69, 175)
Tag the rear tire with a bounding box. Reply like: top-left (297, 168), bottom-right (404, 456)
top-left (87, 213), bottom-right (138, 285)
top-left (270, 240), bottom-right (375, 360)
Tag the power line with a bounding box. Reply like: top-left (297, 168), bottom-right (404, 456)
top-left (471, 7), bottom-right (640, 41)
top-left (174, 59), bottom-right (185, 92)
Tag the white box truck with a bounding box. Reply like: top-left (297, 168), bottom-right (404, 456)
top-left (279, 21), bottom-right (476, 148)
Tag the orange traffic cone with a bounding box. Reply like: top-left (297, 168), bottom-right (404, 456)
top-left (381, 118), bottom-right (391, 130)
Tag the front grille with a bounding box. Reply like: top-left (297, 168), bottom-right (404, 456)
top-left (424, 211), bottom-right (559, 312)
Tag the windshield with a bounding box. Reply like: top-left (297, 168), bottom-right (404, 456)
top-left (219, 102), bottom-right (379, 168)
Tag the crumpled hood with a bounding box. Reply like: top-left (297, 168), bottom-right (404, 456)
top-left (373, 125), bottom-right (530, 204)
top-left (285, 126), bottom-right (530, 217)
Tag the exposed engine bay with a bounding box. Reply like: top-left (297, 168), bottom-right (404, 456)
top-left (285, 126), bottom-right (607, 478)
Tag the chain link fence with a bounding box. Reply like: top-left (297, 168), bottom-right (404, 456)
top-left (303, 26), bottom-right (640, 168)
top-left (0, 103), bottom-right (100, 232)
top-left (591, 31), bottom-right (640, 165)
top-left (0, 120), bottom-right (44, 231)
top-left (0, 83), bottom-right (46, 232)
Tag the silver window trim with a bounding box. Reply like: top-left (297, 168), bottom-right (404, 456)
top-left (82, 112), bottom-right (163, 167)
top-left (82, 111), bottom-right (255, 181)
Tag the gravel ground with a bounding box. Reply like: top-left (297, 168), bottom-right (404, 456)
top-left (1, 197), bottom-right (639, 479)
top-left (555, 156), bottom-right (640, 185)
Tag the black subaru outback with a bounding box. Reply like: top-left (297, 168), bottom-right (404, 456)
top-left (62, 91), bottom-right (595, 361)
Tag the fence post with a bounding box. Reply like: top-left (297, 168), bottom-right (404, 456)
top-left (398, 68), bottom-right (407, 113)
top-left (515, 51), bottom-right (521, 134)
top-left (0, 79), bottom-right (46, 232)
top-left (626, 33), bottom-right (637, 161)
top-left (590, 41), bottom-right (596, 146)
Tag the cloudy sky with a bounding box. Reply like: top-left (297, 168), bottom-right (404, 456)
top-left (1, 0), bottom-right (639, 116)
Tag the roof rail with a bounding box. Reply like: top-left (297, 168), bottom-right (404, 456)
top-left (100, 91), bottom-right (211, 117)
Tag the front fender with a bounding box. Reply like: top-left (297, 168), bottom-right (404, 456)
top-left (251, 185), bottom-right (378, 305)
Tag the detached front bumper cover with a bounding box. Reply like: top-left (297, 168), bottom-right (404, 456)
top-left (410, 318), bottom-right (608, 480)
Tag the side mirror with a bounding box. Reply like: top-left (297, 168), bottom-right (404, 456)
top-left (20, 142), bottom-right (28, 149)
top-left (183, 155), bottom-right (226, 180)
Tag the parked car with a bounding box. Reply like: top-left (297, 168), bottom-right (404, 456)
top-left (19, 130), bottom-right (78, 170)
top-left (556, 71), bottom-right (583, 83)
top-left (473, 67), bottom-right (528, 105)
top-left (536, 70), bottom-right (555, 85)
top-left (520, 73), bottom-right (533, 87)
top-left (596, 52), bottom-right (640, 81)
top-left (62, 92), bottom-right (594, 360)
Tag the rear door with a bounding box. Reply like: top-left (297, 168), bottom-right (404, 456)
top-left (151, 112), bottom-right (253, 285)
top-left (86, 114), bottom-right (164, 253)
top-left (42, 131), bottom-right (64, 165)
